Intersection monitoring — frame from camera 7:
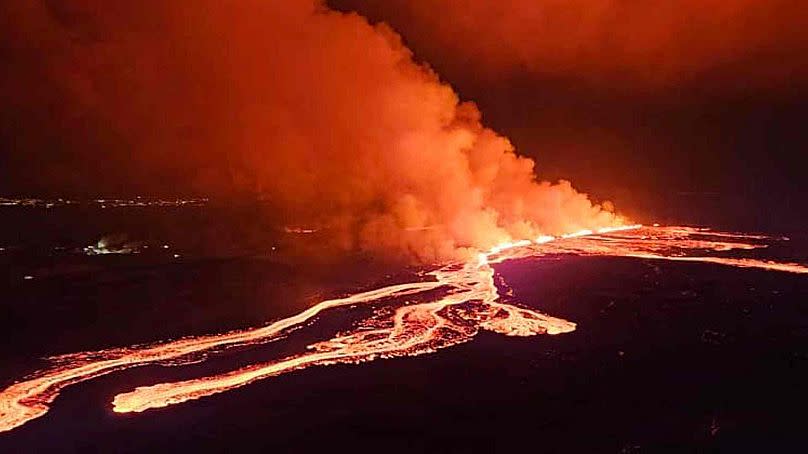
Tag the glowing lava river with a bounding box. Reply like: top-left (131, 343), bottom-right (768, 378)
top-left (1, 225), bottom-right (806, 433)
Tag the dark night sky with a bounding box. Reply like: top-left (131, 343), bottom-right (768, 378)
top-left (1, 0), bottom-right (807, 230)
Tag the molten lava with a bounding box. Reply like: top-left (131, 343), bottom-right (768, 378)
top-left (1, 225), bottom-right (806, 432)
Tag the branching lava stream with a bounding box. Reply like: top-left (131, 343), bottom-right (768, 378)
top-left (1, 226), bottom-right (806, 432)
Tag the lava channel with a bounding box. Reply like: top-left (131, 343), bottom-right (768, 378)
top-left (1, 225), bottom-right (806, 432)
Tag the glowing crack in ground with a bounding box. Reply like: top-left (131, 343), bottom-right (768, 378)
top-left (1, 225), bottom-right (806, 432)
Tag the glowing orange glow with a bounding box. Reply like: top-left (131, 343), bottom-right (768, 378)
top-left (1, 225), bottom-right (805, 431)
top-left (561, 229), bottom-right (594, 239)
top-left (387, 0), bottom-right (808, 89)
top-left (536, 226), bottom-right (808, 274)
top-left (596, 224), bottom-right (644, 234)
top-left (111, 259), bottom-right (574, 413)
top-left (535, 235), bottom-right (555, 244)
top-left (0, 282), bottom-right (440, 432)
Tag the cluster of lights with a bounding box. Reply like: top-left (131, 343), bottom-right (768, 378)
top-left (0, 197), bottom-right (208, 208)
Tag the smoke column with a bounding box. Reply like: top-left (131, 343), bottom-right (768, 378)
top-left (1, 0), bottom-right (622, 262)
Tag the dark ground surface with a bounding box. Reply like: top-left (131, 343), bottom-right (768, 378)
top-left (1, 205), bottom-right (807, 453)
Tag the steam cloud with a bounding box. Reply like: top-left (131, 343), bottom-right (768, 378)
top-left (1, 0), bottom-right (622, 261)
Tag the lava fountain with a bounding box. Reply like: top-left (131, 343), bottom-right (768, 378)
top-left (1, 225), bottom-right (806, 432)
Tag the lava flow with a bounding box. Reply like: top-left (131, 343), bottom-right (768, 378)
top-left (1, 225), bottom-right (807, 432)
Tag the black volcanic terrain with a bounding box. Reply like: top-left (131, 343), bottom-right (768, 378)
top-left (1, 204), bottom-right (806, 452)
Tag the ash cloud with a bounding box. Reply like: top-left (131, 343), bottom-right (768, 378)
top-left (0, 0), bottom-right (621, 262)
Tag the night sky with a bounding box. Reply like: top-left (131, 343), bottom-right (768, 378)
top-left (2, 0), bottom-right (806, 230)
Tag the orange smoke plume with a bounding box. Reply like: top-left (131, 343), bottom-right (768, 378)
top-left (1, 0), bottom-right (623, 261)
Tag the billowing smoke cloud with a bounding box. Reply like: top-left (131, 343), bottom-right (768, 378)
top-left (0, 0), bottom-right (621, 262)
top-left (334, 0), bottom-right (808, 91)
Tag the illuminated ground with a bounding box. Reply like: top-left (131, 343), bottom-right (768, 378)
top-left (0, 204), bottom-right (806, 452)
